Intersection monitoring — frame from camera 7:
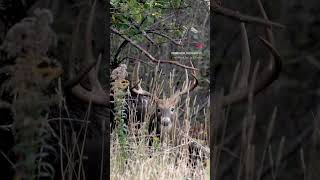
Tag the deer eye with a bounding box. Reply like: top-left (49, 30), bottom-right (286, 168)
top-left (170, 107), bottom-right (174, 112)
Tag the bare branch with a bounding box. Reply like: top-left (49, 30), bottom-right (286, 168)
top-left (111, 27), bottom-right (198, 71)
top-left (113, 30), bottom-right (183, 65)
top-left (127, 17), bottom-right (156, 45)
top-left (146, 30), bottom-right (183, 45)
top-left (256, 0), bottom-right (275, 45)
top-left (211, 3), bottom-right (285, 29)
top-left (111, 27), bottom-right (158, 62)
top-left (122, 57), bottom-right (154, 67)
top-left (154, 59), bottom-right (199, 70)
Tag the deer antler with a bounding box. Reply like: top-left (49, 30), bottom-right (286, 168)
top-left (131, 62), bottom-right (153, 97)
top-left (221, 5), bottom-right (282, 106)
top-left (131, 60), bottom-right (198, 101)
top-left (68, 0), bottom-right (108, 105)
top-left (172, 60), bottom-right (198, 100)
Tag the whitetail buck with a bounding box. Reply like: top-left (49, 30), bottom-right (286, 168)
top-left (128, 62), bottom-right (209, 167)
top-left (129, 62), bottom-right (198, 144)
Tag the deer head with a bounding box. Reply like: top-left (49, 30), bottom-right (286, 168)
top-left (130, 62), bottom-right (198, 136)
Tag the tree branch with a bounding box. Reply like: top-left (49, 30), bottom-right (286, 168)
top-left (111, 27), bottom-right (198, 71)
top-left (211, 3), bottom-right (285, 29)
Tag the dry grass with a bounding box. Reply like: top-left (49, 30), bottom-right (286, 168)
top-left (110, 66), bottom-right (210, 180)
top-left (110, 131), bottom-right (209, 180)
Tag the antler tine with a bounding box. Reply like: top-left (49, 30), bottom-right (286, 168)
top-left (221, 2), bottom-right (282, 106)
top-left (88, 53), bottom-right (104, 91)
top-left (72, 54), bottom-right (108, 105)
top-left (173, 60), bottom-right (198, 98)
top-left (222, 37), bottom-right (281, 106)
top-left (178, 69), bottom-right (190, 96)
top-left (70, 0), bottom-right (108, 105)
top-left (237, 22), bottom-right (251, 89)
top-left (189, 60), bottom-right (198, 92)
top-left (131, 62), bottom-right (156, 98)
top-left (85, 0), bottom-right (96, 65)
top-left (130, 61), bottom-right (141, 89)
top-left (132, 82), bottom-right (153, 97)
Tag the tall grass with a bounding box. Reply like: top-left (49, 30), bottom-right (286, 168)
top-left (110, 65), bottom-right (210, 180)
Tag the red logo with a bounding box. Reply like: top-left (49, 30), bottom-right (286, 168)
top-left (194, 42), bottom-right (204, 49)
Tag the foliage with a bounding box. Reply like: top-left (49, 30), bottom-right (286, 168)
top-left (111, 0), bottom-right (183, 29)
top-left (0, 8), bottom-right (61, 179)
top-left (111, 65), bottom-right (131, 170)
top-left (111, 0), bottom-right (187, 45)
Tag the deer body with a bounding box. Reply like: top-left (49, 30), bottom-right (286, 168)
top-left (128, 89), bottom-right (179, 145)
top-left (129, 62), bottom-right (198, 145)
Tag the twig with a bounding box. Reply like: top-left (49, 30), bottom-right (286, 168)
top-left (111, 27), bottom-right (198, 71)
top-left (261, 126), bottom-right (313, 179)
top-left (128, 18), bottom-right (156, 44)
top-left (146, 30), bottom-right (183, 45)
top-left (0, 151), bottom-right (15, 168)
top-left (111, 27), bottom-right (158, 62)
top-left (113, 30), bottom-right (183, 65)
top-left (121, 57), bottom-right (154, 67)
top-left (211, 3), bottom-right (285, 29)
top-left (47, 117), bottom-right (91, 123)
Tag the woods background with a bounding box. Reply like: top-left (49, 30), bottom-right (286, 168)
top-left (213, 0), bottom-right (320, 180)
top-left (0, 0), bottom-right (319, 180)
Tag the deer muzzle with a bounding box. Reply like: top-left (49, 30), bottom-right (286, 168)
top-left (161, 117), bottom-right (172, 129)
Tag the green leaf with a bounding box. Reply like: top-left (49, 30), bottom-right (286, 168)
top-left (146, 16), bottom-right (155, 24)
top-left (110, 0), bottom-right (120, 6)
top-left (134, 14), bottom-right (143, 24)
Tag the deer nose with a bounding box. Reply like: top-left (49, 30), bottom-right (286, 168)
top-left (161, 118), bottom-right (171, 127)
